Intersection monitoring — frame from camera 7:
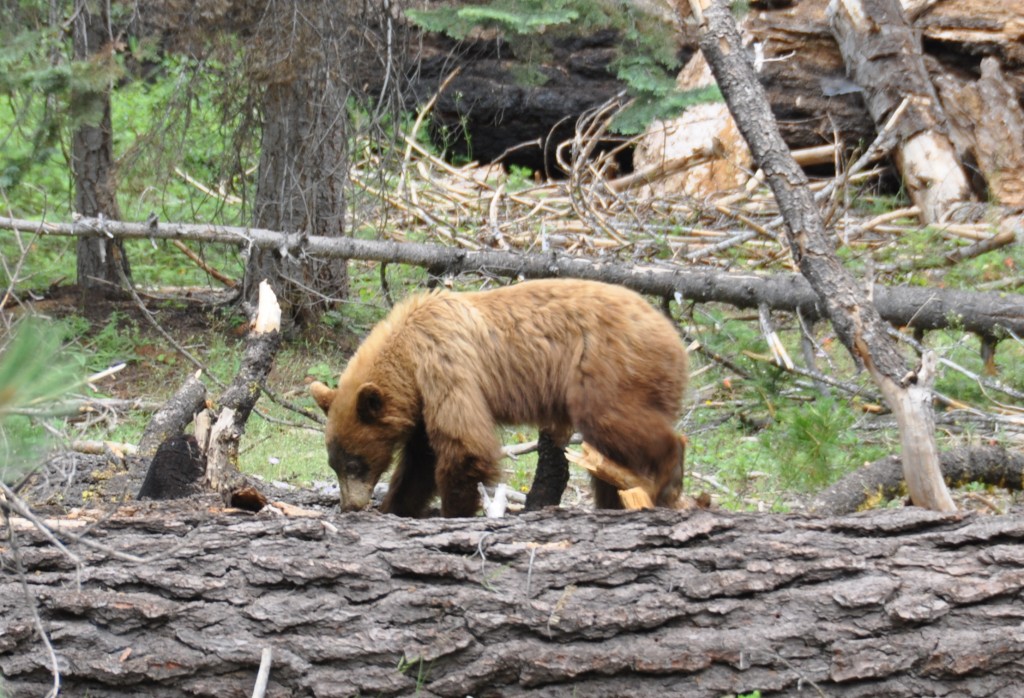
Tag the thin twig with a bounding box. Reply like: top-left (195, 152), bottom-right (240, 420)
top-left (252, 647), bottom-right (273, 698)
top-left (171, 239), bottom-right (238, 287)
top-left (891, 327), bottom-right (1024, 402)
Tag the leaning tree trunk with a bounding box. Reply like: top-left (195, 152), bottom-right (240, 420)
top-left (246, 2), bottom-right (352, 327)
top-left (3, 505), bottom-right (1024, 697)
top-left (826, 0), bottom-right (974, 222)
top-left (686, 0), bottom-right (956, 512)
top-left (70, 0), bottom-right (130, 297)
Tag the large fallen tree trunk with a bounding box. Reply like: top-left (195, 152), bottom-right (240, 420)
top-left (934, 56), bottom-right (1024, 208)
top-left (745, 0), bottom-right (1024, 155)
top-left (3, 216), bottom-right (1021, 339)
top-left (2, 504), bottom-right (1024, 697)
top-left (407, 0), bottom-right (1024, 172)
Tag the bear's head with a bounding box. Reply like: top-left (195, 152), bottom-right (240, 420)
top-left (310, 380), bottom-right (415, 511)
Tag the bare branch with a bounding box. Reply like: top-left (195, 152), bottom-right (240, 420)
top-left (3, 216), bottom-right (1021, 338)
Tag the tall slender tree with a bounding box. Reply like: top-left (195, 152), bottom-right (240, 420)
top-left (70, 0), bottom-right (130, 297)
top-left (245, 2), bottom-right (347, 326)
top-left (6, 0), bottom-right (407, 317)
top-left (243, 0), bottom-right (405, 327)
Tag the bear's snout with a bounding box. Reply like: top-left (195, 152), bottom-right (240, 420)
top-left (325, 444), bottom-right (377, 511)
top-left (338, 478), bottom-right (375, 512)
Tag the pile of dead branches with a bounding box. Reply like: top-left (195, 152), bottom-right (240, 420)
top-left (348, 98), bottom-right (1018, 285)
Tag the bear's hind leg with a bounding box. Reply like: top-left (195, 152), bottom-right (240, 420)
top-left (525, 426), bottom-right (572, 511)
top-left (381, 421), bottom-right (438, 517)
top-left (578, 408), bottom-right (682, 509)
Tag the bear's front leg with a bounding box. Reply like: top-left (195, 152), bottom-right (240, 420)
top-left (381, 421), bottom-right (437, 517)
top-left (432, 437), bottom-right (501, 518)
top-left (421, 382), bottom-right (502, 517)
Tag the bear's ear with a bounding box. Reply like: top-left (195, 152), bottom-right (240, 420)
top-left (309, 381), bottom-right (337, 415)
top-left (356, 383), bottom-right (386, 424)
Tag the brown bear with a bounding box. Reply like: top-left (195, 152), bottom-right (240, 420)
top-left (309, 278), bottom-right (688, 517)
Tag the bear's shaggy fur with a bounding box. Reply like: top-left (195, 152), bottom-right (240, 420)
top-left (310, 279), bottom-right (688, 517)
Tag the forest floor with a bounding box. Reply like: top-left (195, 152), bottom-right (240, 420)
top-left (15, 267), bottom-right (1024, 520)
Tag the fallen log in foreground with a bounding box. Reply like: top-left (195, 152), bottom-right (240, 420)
top-left (2, 502), bottom-right (1024, 697)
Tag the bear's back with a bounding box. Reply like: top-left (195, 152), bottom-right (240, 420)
top-left (423, 279), bottom-right (688, 425)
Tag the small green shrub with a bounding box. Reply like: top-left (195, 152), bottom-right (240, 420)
top-left (0, 319), bottom-right (80, 483)
top-left (765, 397), bottom-right (884, 491)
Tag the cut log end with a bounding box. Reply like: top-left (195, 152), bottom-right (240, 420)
top-left (253, 279), bottom-right (281, 334)
top-left (566, 440), bottom-right (688, 511)
top-left (619, 487), bottom-right (655, 509)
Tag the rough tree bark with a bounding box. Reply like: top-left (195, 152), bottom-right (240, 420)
top-left (827, 0), bottom-right (974, 222)
top-left (744, 0), bottom-right (1024, 211)
top-left (6, 216), bottom-right (1023, 340)
top-left (245, 2), bottom-right (352, 328)
top-left (744, 0), bottom-right (1024, 153)
top-left (687, 0), bottom-right (955, 511)
top-left (3, 505), bottom-right (1024, 697)
top-left (933, 56), bottom-right (1024, 208)
top-left (70, 0), bottom-right (131, 297)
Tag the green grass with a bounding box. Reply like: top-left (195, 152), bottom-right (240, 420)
top-left (31, 304), bottom-right (347, 486)
top-left (687, 416), bottom-right (779, 509)
top-left (3, 232), bottom-right (239, 291)
top-left (682, 309), bottom-right (901, 511)
top-left (500, 428), bottom-right (542, 496)
top-left (943, 238), bottom-right (1024, 289)
top-left (43, 281), bottom-right (898, 504)
top-left (6, 226), bottom-right (1017, 507)
top-left (0, 231), bottom-right (78, 289)
top-left (0, 53), bottom-right (251, 290)
top-left (113, 67), bottom-right (250, 226)
top-left (767, 397), bottom-right (888, 490)
top-left (6, 252), bottom-right (1020, 506)
top-left (237, 405), bottom-right (331, 486)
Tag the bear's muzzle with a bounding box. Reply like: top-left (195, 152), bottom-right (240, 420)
top-left (338, 479), bottom-right (375, 512)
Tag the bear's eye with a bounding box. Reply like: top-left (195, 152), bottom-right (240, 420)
top-left (327, 442), bottom-right (371, 479)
